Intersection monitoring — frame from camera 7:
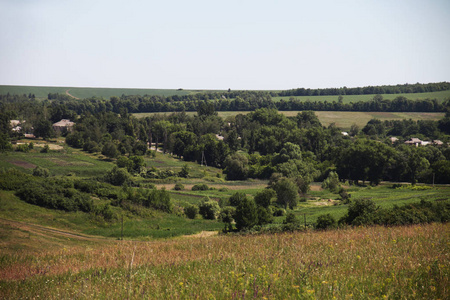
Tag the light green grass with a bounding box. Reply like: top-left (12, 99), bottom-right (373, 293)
top-left (272, 89), bottom-right (450, 103)
top-left (290, 184), bottom-right (450, 225)
top-left (0, 149), bottom-right (113, 177)
top-left (133, 111), bottom-right (444, 129)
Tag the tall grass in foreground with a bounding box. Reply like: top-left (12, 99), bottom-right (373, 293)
top-left (1, 223), bottom-right (448, 299)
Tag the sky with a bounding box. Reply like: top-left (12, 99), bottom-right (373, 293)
top-left (0, 0), bottom-right (449, 90)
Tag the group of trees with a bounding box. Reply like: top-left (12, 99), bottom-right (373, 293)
top-left (277, 82), bottom-right (450, 97)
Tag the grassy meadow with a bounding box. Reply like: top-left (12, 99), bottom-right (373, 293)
top-left (1, 139), bottom-right (449, 298)
top-left (272, 89), bottom-right (450, 103)
top-left (0, 222), bottom-right (448, 299)
top-left (134, 111), bottom-right (445, 129)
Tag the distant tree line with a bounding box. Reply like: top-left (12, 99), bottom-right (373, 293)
top-left (277, 82), bottom-right (450, 97)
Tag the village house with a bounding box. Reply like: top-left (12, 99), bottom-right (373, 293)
top-left (52, 119), bottom-right (75, 134)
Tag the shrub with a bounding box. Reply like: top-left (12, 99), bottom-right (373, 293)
top-left (105, 166), bottom-right (131, 186)
top-left (16, 180), bottom-right (93, 212)
top-left (32, 166), bottom-right (50, 178)
top-left (257, 206), bottom-right (274, 226)
top-left (40, 144), bottom-right (50, 153)
top-left (178, 164), bottom-right (190, 178)
top-left (220, 206), bottom-right (236, 232)
top-left (229, 192), bottom-right (247, 207)
top-left (234, 197), bottom-right (258, 231)
top-left (316, 214), bottom-right (337, 230)
top-left (192, 184), bottom-right (210, 191)
top-left (283, 212), bottom-right (300, 225)
top-left (339, 188), bottom-right (351, 202)
top-left (339, 198), bottom-right (378, 226)
top-left (198, 197), bottom-right (220, 220)
top-left (143, 188), bottom-right (173, 213)
top-left (16, 144), bottom-right (29, 152)
top-left (254, 189), bottom-right (276, 208)
top-left (322, 171), bottom-right (341, 193)
top-left (184, 204), bottom-right (199, 219)
top-left (272, 207), bottom-right (286, 216)
top-left (173, 183), bottom-right (184, 191)
top-left (0, 169), bottom-right (33, 190)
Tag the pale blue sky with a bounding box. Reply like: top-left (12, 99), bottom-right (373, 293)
top-left (0, 0), bottom-right (449, 90)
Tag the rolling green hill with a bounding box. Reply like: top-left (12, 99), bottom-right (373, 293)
top-left (0, 85), bottom-right (212, 99)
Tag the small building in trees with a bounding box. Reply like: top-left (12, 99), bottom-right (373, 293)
top-left (52, 119), bottom-right (75, 134)
top-left (389, 137), bottom-right (399, 144)
top-left (404, 138), bottom-right (422, 147)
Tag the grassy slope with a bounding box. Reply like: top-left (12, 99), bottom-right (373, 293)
top-left (133, 111), bottom-right (445, 129)
top-left (0, 223), bottom-right (447, 299)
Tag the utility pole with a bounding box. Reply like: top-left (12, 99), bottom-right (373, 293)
top-left (201, 151), bottom-right (207, 167)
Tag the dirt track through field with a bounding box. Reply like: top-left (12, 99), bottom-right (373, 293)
top-left (65, 89), bottom-right (79, 100)
top-left (0, 218), bottom-right (106, 241)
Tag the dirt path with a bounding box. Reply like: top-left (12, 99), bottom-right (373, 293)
top-left (0, 218), bottom-right (108, 242)
top-left (65, 89), bottom-right (80, 100)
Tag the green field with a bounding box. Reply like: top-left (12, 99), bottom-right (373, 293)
top-left (0, 85), bottom-right (215, 99)
top-left (133, 111), bottom-right (445, 129)
top-left (2, 85), bottom-right (449, 102)
top-left (0, 140), bottom-right (449, 298)
top-left (272, 89), bottom-right (450, 103)
top-left (1, 142), bottom-right (449, 238)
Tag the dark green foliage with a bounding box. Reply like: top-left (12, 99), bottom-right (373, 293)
top-left (33, 119), bottom-right (54, 139)
top-left (32, 166), bottom-right (50, 178)
top-left (322, 171), bottom-right (341, 193)
top-left (283, 212), bottom-right (300, 225)
top-left (0, 132), bottom-right (12, 152)
top-left (83, 140), bottom-right (99, 153)
top-left (339, 188), bottom-right (351, 202)
top-left (15, 179), bottom-right (93, 212)
top-left (223, 153), bottom-right (249, 180)
top-left (184, 204), bottom-right (199, 219)
top-left (102, 141), bottom-right (119, 159)
top-left (16, 144), bottom-right (30, 152)
top-left (315, 214), bottom-right (337, 230)
top-left (373, 200), bottom-right (450, 225)
top-left (65, 132), bottom-right (84, 148)
top-left (220, 206), bottom-right (236, 231)
top-left (144, 188), bottom-right (173, 213)
top-left (229, 192), bottom-right (247, 207)
top-left (340, 198), bottom-right (449, 227)
top-left (173, 183), bottom-right (184, 191)
top-left (340, 198), bottom-right (378, 226)
top-left (273, 178), bottom-right (299, 209)
top-left (0, 169), bottom-right (33, 190)
top-left (105, 166), bottom-right (131, 186)
top-left (192, 184), bottom-right (210, 191)
top-left (234, 197), bottom-right (258, 231)
top-left (178, 164), bottom-right (190, 178)
top-left (272, 206), bottom-right (286, 216)
top-left (198, 197), bottom-right (220, 220)
top-left (254, 189), bottom-right (276, 208)
top-left (257, 206), bottom-right (273, 225)
top-left (40, 144), bottom-right (50, 153)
